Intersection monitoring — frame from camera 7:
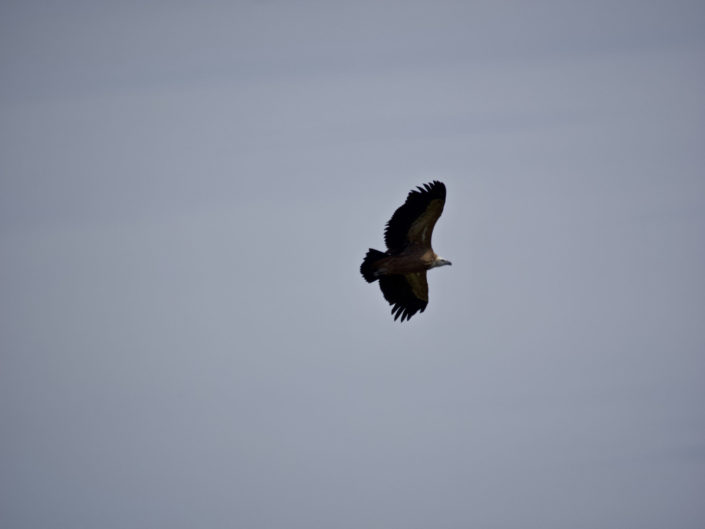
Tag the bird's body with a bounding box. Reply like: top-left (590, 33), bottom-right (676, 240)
top-left (371, 247), bottom-right (441, 275)
top-left (360, 181), bottom-right (451, 321)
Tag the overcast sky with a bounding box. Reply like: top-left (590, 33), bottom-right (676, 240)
top-left (1, 1), bottom-right (704, 528)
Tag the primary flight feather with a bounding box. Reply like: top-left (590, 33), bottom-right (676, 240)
top-left (360, 181), bottom-right (451, 321)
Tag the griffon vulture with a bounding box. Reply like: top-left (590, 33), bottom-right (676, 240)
top-left (360, 181), bottom-right (451, 321)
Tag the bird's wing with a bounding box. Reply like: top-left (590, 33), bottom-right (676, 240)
top-left (378, 272), bottom-right (429, 322)
top-left (384, 181), bottom-right (446, 252)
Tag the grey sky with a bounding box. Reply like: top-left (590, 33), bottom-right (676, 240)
top-left (1, 1), bottom-right (704, 528)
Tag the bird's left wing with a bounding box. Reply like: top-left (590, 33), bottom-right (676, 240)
top-left (378, 272), bottom-right (429, 322)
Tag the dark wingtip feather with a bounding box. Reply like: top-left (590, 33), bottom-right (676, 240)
top-left (391, 302), bottom-right (426, 322)
top-left (415, 180), bottom-right (446, 199)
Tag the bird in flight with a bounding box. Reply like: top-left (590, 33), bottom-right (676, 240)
top-left (360, 181), bottom-right (451, 321)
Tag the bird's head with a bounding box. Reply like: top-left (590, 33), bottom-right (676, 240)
top-left (432, 257), bottom-right (452, 268)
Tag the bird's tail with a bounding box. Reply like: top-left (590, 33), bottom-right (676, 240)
top-left (360, 248), bottom-right (386, 283)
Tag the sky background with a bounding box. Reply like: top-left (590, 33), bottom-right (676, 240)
top-left (1, 1), bottom-right (704, 527)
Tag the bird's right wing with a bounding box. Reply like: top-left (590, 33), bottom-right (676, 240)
top-left (384, 181), bottom-right (446, 252)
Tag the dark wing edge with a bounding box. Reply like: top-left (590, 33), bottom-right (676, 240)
top-left (378, 272), bottom-right (429, 322)
top-left (384, 181), bottom-right (446, 252)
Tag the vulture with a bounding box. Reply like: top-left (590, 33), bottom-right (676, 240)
top-left (360, 181), bottom-right (451, 321)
